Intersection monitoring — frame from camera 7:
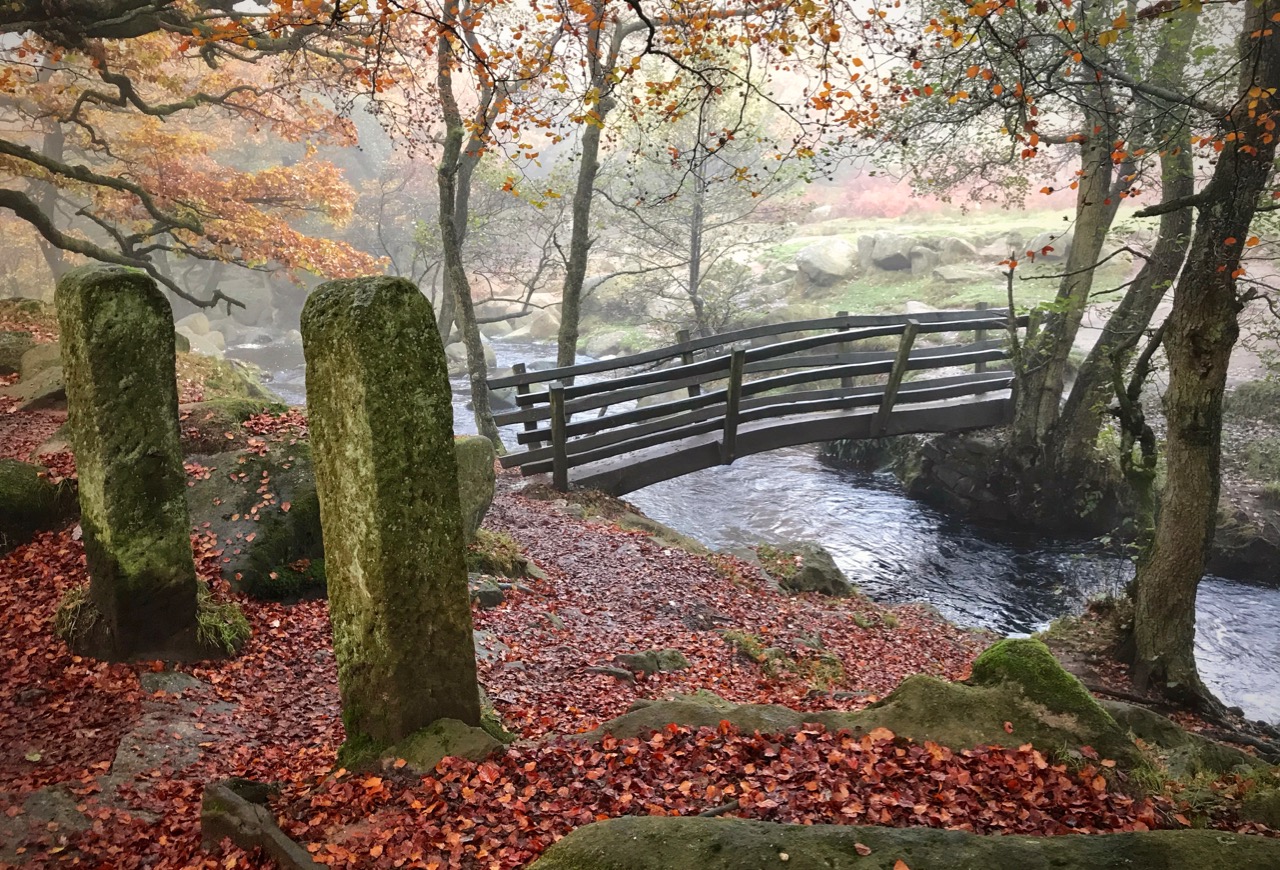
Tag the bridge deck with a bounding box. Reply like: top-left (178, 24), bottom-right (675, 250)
top-left (486, 306), bottom-right (1026, 495)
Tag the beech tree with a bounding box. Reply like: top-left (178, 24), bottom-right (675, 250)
top-left (0, 11), bottom-right (383, 306)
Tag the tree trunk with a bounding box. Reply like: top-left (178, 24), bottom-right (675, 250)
top-left (1053, 10), bottom-right (1199, 475)
top-left (437, 36), bottom-right (503, 450)
top-left (1011, 101), bottom-right (1120, 456)
top-left (1132, 0), bottom-right (1280, 706)
top-left (556, 103), bottom-right (612, 369)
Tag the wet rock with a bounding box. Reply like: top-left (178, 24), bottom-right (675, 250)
top-left (760, 541), bottom-right (853, 597)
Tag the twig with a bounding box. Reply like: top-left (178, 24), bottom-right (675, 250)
top-left (698, 799), bottom-right (740, 817)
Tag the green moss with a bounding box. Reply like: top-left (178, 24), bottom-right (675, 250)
top-left (529, 815), bottom-right (1280, 870)
top-left (466, 529), bottom-right (527, 577)
top-left (880, 612), bottom-right (900, 629)
top-left (1261, 483), bottom-right (1280, 508)
top-left (0, 459), bottom-right (77, 552)
top-left (720, 630), bottom-right (767, 662)
top-left (195, 583), bottom-right (251, 656)
top-left (969, 639), bottom-right (1122, 753)
top-left (755, 544), bottom-right (801, 582)
top-left (53, 584), bottom-right (98, 644)
top-left (1226, 379), bottom-right (1280, 426)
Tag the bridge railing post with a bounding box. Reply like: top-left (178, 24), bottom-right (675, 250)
top-left (512, 363), bottom-right (543, 449)
top-left (874, 319), bottom-right (920, 436)
top-left (835, 310), bottom-right (853, 390)
top-left (676, 328), bottom-right (701, 398)
top-left (974, 301), bottom-right (989, 374)
top-left (549, 381), bottom-right (570, 492)
top-left (721, 348), bottom-right (746, 465)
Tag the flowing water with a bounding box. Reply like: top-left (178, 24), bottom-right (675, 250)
top-left (229, 338), bottom-right (1280, 725)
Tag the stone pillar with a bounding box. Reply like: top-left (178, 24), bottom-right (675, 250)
top-left (55, 265), bottom-right (199, 659)
top-left (301, 276), bottom-right (480, 748)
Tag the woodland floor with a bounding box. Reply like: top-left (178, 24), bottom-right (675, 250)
top-left (1, 304), bottom-right (1276, 868)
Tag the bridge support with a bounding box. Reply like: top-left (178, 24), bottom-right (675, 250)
top-left (721, 349), bottom-right (746, 464)
top-left (549, 381), bottom-right (570, 492)
top-left (874, 319), bottom-right (920, 436)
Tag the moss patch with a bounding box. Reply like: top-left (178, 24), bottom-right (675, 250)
top-left (529, 815), bottom-right (1280, 870)
top-left (466, 529), bottom-right (528, 578)
top-left (195, 583), bottom-right (251, 656)
top-left (0, 459), bottom-right (78, 552)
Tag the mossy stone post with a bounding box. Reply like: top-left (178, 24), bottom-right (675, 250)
top-left (55, 265), bottom-right (199, 659)
top-left (302, 276), bottom-right (480, 751)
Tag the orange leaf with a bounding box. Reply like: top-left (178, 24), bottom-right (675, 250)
top-left (1247, 236), bottom-right (1261, 247)
top-left (894, 861), bottom-right (912, 870)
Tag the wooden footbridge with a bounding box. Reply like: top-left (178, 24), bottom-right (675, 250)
top-left (487, 307), bottom-right (1027, 496)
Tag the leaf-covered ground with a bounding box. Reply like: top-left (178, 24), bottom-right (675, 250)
top-left (0, 396), bottom-right (1270, 867)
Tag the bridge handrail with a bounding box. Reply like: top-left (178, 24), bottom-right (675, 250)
top-left (486, 306), bottom-right (1013, 390)
top-left (491, 306), bottom-right (1027, 490)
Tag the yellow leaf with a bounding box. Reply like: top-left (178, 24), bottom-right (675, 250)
top-left (1113, 10), bottom-right (1128, 29)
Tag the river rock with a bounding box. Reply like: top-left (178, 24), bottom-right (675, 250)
top-left (480, 318), bottom-right (513, 339)
top-left (302, 275), bottom-right (480, 747)
top-left (176, 312), bottom-right (211, 336)
top-left (0, 459), bottom-right (77, 552)
top-left (761, 541), bottom-right (853, 596)
top-left (528, 308), bottom-right (562, 341)
top-left (529, 816), bottom-right (1280, 870)
top-left (55, 265), bottom-right (205, 660)
top-left (794, 238), bottom-right (857, 286)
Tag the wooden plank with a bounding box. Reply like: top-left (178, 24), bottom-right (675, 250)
top-left (874, 319), bottom-right (919, 435)
top-left (743, 338), bottom-right (1005, 375)
top-left (501, 371), bottom-right (1013, 471)
top-left (549, 382), bottom-right (569, 492)
top-left (974, 301), bottom-right (989, 374)
top-left (677, 329), bottom-right (702, 398)
top-left (487, 308), bottom-right (1021, 390)
top-left (722, 349), bottom-right (746, 464)
top-left (836, 311), bottom-right (853, 390)
top-left (573, 396), bottom-right (1014, 496)
top-left (511, 363), bottom-right (542, 449)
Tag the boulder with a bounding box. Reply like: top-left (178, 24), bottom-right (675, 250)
top-left (759, 541), bottom-right (853, 596)
top-left (909, 246), bottom-right (939, 276)
top-left (529, 817), bottom-right (1280, 870)
top-left (0, 331), bottom-right (35, 375)
top-left (15, 337), bottom-right (59, 380)
top-left (794, 239), bottom-right (857, 286)
top-left (455, 435), bottom-right (496, 541)
top-left (176, 312), bottom-right (211, 336)
top-left (939, 236), bottom-right (979, 264)
top-left (856, 234), bottom-right (878, 269)
top-left (0, 365), bottom-right (65, 411)
top-left (614, 648), bottom-right (692, 677)
top-left (584, 329), bottom-right (635, 359)
top-left (1100, 699), bottom-right (1259, 777)
top-left (576, 639), bottom-right (1144, 765)
top-left (931, 265), bottom-right (988, 284)
top-left (480, 318), bottom-right (513, 339)
top-left (385, 718), bottom-right (502, 774)
top-left (871, 234), bottom-right (915, 271)
top-left (0, 459), bottom-right (77, 552)
top-left (528, 308), bottom-right (562, 341)
top-left (178, 326), bottom-right (225, 359)
top-left (1242, 787), bottom-right (1280, 829)
top-left (1027, 229), bottom-right (1073, 261)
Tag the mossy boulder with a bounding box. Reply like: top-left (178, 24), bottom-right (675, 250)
top-left (184, 446), bottom-right (323, 600)
top-left (965, 639), bottom-right (1134, 763)
top-left (0, 459), bottom-right (77, 551)
top-left (759, 541), bottom-right (853, 596)
top-left (1241, 787), bottom-right (1280, 829)
top-left (529, 816), bottom-right (1280, 870)
top-left (1100, 700), bottom-right (1260, 777)
top-left (383, 718), bottom-right (502, 774)
top-left (577, 640), bottom-right (1141, 767)
top-left (455, 434), bottom-right (496, 540)
top-left (615, 648), bottom-right (692, 677)
top-left (0, 330), bottom-right (35, 374)
top-left (178, 397), bottom-right (288, 454)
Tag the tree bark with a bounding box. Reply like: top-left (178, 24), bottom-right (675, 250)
top-left (1132, 0), bottom-right (1280, 706)
top-left (437, 35), bottom-right (503, 450)
top-left (1053, 10), bottom-right (1199, 475)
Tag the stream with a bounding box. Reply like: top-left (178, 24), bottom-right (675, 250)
top-left (229, 338), bottom-right (1280, 725)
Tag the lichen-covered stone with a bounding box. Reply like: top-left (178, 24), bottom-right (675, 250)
top-left (455, 434), bottom-right (496, 540)
top-left (760, 541), bottom-right (853, 596)
top-left (302, 276), bottom-right (480, 748)
top-left (615, 648), bottom-right (692, 677)
top-left (0, 459), bottom-right (77, 552)
top-left (529, 816), bottom-right (1280, 870)
top-left (55, 265), bottom-right (202, 660)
